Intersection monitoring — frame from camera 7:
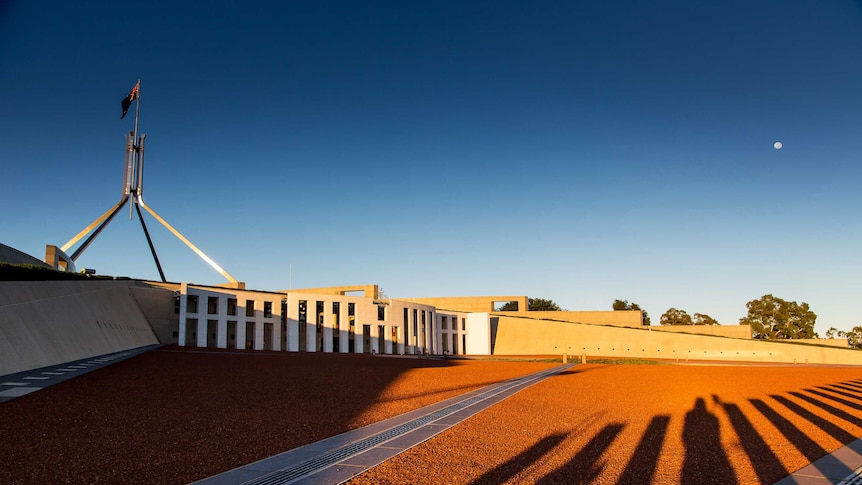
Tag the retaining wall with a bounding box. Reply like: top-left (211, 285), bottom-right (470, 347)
top-left (492, 315), bottom-right (862, 365)
top-left (0, 280), bottom-right (162, 375)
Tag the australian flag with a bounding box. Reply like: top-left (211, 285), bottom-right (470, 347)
top-left (121, 81), bottom-right (140, 119)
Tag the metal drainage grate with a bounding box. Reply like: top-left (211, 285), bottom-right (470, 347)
top-left (245, 365), bottom-right (571, 485)
top-left (838, 466), bottom-right (862, 485)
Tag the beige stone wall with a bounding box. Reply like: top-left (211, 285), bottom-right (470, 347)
top-left (495, 310), bottom-right (643, 327)
top-left (491, 315), bottom-right (862, 365)
top-left (649, 324), bottom-right (752, 339)
top-left (0, 280), bottom-right (160, 375)
top-left (400, 296), bottom-right (529, 313)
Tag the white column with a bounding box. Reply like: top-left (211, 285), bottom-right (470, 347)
top-left (217, 318), bottom-right (227, 348)
top-left (339, 300), bottom-right (349, 353)
top-left (286, 295), bottom-right (299, 352)
top-left (272, 299), bottom-right (282, 352)
top-left (254, 300), bottom-right (264, 350)
top-left (196, 317), bottom-right (207, 348)
top-left (236, 301), bottom-right (247, 350)
top-left (178, 283), bottom-right (188, 346)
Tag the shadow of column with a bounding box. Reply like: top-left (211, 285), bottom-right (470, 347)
top-left (790, 391), bottom-right (862, 427)
top-left (828, 383), bottom-right (862, 397)
top-left (614, 415), bottom-right (670, 485)
top-left (749, 398), bottom-right (825, 462)
top-left (682, 397), bottom-right (737, 485)
top-left (770, 394), bottom-right (856, 443)
top-left (804, 388), bottom-right (862, 412)
top-left (820, 384), bottom-right (862, 401)
top-left (468, 432), bottom-right (567, 485)
top-left (713, 395), bottom-right (786, 484)
top-left (537, 423), bottom-right (625, 485)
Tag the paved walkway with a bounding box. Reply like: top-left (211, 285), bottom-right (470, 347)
top-left (0, 344), bottom-right (159, 403)
top-left (193, 363), bottom-right (576, 485)
top-left (774, 439), bottom-right (862, 485)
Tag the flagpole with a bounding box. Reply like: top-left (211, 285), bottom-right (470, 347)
top-left (133, 79), bottom-right (141, 144)
top-left (130, 79), bottom-right (141, 220)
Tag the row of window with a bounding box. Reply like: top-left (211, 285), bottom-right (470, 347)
top-left (181, 295), bottom-right (274, 318)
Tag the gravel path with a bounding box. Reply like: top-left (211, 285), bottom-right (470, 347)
top-left (0, 347), bottom-right (555, 484)
top-left (350, 363), bottom-right (862, 485)
top-left (1, 348), bottom-right (860, 484)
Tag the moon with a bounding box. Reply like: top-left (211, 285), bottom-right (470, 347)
top-left (774, 141), bottom-right (783, 150)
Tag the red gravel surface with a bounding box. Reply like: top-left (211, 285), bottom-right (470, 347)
top-left (351, 363), bottom-right (862, 485)
top-left (1, 348), bottom-right (860, 484)
top-left (0, 347), bottom-right (555, 484)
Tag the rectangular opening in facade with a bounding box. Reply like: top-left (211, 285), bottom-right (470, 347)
top-left (185, 318), bottom-right (198, 346)
top-left (348, 302), bottom-right (356, 353)
top-left (245, 321), bottom-right (255, 349)
top-left (442, 316), bottom-right (448, 330)
top-left (494, 300), bottom-right (519, 311)
top-left (377, 304), bottom-right (385, 321)
top-left (332, 302), bottom-right (340, 352)
top-left (207, 297), bottom-right (219, 315)
top-left (378, 325), bottom-right (385, 354)
top-left (228, 320), bottom-right (237, 349)
top-left (298, 300), bottom-right (307, 352)
top-left (264, 301), bottom-right (273, 318)
top-left (207, 319), bottom-right (217, 348)
top-left (246, 300), bottom-right (255, 317)
top-left (187, 295), bottom-right (199, 314)
top-left (462, 334), bottom-right (467, 355)
top-left (227, 298), bottom-right (237, 316)
top-left (264, 322), bottom-right (273, 351)
top-left (413, 309), bottom-right (418, 351)
top-left (452, 334), bottom-right (458, 355)
top-left (316, 301), bottom-right (324, 352)
top-left (363, 324), bottom-right (371, 353)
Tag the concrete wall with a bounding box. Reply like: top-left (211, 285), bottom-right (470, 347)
top-left (0, 280), bottom-right (160, 375)
top-left (491, 315), bottom-right (862, 365)
top-left (495, 310), bottom-right (644, 327)
top-left (400, 296), bottom-right (529, 313)
top-left (649, 324), bottom-right (752, 339)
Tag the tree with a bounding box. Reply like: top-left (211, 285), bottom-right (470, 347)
top-left (739, 294), bottom-right (816, 340)
top-left (824, 327), bottom-right (839, 339)
top-left (613, 299), bottom-right (651, 326)
top-left (839, 327), bottom-right (862, 349)
top-left (497, 298), bottom-right (561, 311)
top-left (660, 308), bottom-right (693, 326)
top-left (693, 313), bottom-right (719, 326)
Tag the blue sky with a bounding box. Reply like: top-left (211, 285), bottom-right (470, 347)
top-left (2, 1), bottom-right (861, 334)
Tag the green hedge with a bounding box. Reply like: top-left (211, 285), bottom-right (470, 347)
top-left (0, 262), bottom-right (114, 281)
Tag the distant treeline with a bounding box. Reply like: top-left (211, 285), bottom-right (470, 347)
top-left (0, 263), bottom-right (115, 281)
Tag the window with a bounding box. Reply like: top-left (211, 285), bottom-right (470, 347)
top-left (246, 300), bottom-right (255, 317)
top-left (227, 298), bottom-right (237, 316)
top-left (298, 300), bottom-right (307, 323)
top-left (442, 316), bottom-right (448, 330)
top-left (378, 304), bottom-right (385, 321)
top-left (462, 318), bottom-right (466, 331)
top-left (264, 301), bottom-right (273, 318)
top-left (187, 295), bottom-right (198, 314)
top-left (207, 296), bottom-right (219, 314)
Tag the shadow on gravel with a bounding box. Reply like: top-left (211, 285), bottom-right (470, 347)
top-left (614, 414), bottom-right (670, 485)
top-left (713, 395), bottom-right (787, 484)
top-left (468, 432), bottom-right (568, 485)
top-left (536, 423), bottom-right (625, 485)
top-left (0, 348), bottom-right (461, 485)
top-left (682, 397), bottom-right (737, 485)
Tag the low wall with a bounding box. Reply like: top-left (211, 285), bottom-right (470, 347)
top-left (650, 324), bottom-right (752, 339)
top-left (492, 315), bottom-right (862, 365)
top-left (0, 280), bottom-right (162, 375)
top-left (494, 310), bottom-right (643, 327)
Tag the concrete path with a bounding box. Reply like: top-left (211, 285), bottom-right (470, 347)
top-left (193, 363), bottom-right (576, 485)
top-left (0, 344), bottom-right (159, 403)
top-left (774, 438), bottom-right (862, 485)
